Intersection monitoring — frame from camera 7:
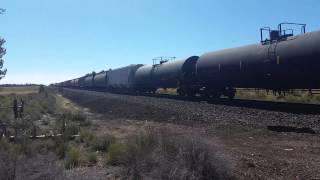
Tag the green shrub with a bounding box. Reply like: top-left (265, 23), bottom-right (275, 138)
top-left (71, 112), bottom-right (87, 122)
top-left (107, 142), bottom-right (127, 165)
top-left (0, 140), bottom-right (18, 180)
top-left (86, 152), bottom-right (97, 164)
top-left (65, 146), bottom-right (81, 169)
top-left (118, 128), bottom-right (233, 179)
top-left (80, 131), bottom-right (115, 151)
top-left (125, 130), bottom-right (157, 163)
top-left (55, 119), bottom-right (79, 139)
top-left (65, 122), bottom-right (80, 137)
top-left (33, 139), bottom-right (56, 153)
top-left (79, 119), bottom-right (92, 127)
top-left (61, 112), bottom-right (87, 122)
top-left (80, 130), bottom-right (95, 147)
top-left (92, 134), bottom-right (115, 152)
top-left (55, 138), bottom-right (68, 159)
top-left (16, 137), bottom-right (33, 155)
top-left (0, 138), bottom-right (13, 151)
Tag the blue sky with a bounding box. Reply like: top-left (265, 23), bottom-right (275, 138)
top-left (0, 0), bottom-right (320, 84)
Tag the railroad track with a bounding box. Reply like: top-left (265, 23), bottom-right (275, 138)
top-left (62, 88), bottom-right (320, 115)
top-left (140, 93), bottom-right (320, 114)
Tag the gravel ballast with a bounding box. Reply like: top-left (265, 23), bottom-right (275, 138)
top-left (62, 89), bottom-right (320, 132)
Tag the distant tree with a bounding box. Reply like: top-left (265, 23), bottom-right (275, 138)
top-left (0, 38), bottom-right (6, 79)
top-left (0, 9), bottom-right (7, 80)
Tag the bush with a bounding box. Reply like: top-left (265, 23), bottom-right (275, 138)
top-left (55, 138), bottom-right (68, 159)
top-left (80, 131), bottom-right (115, 151)
top-left (91, 134), bottom-right (115, 152)
top-left (80, 130), bottom-right (95, 147)
top-left (31, 139), bottom-right (56, 154)
top-left (79, 119), bottom-right (92, 127)
top-left (71, 112), bottom-right (87, 122)
top-left (0, 138), bottom-right (11, 151)
top-left (0, 139), bottom-right (19, 179)
top-left (178, 139), bottom-right (227, 180)
top-left (107, 142), bottom-right (127, 165)
top-left (15, 136), bottom-right (33, 156)
top-left (65, 122), bottom-right (80, 137)
top-left (61, 112), bottom-right (87, 122)
top-left (65, 146), bottom-right (81, 169)
top-left (68, 112), bottom-right (91, 127)
top-left (117, 128), bottom-right (233, 180)
top-left (86, 152), bottom-right (97, 164)
top-left (55, 118), bottom-right (80, 139)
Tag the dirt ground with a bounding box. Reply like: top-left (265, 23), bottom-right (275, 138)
top-left (61, 89), bottom-right (320, 180)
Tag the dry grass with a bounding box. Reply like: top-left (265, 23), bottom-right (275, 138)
top-left (0, 85), bottom-right (40, 95)
top-left (0, 87), bottom-right (236, 179)
top-left (156, 88), bottom-right (178, 95)
top-left (157, 88), bottom-right (320, 104)
top-left (65, 146), bottom-right (81, 169)
top-left (0, 86), bottom-right (86, 179)
top-left (236, 89), bottom-right (320, 104)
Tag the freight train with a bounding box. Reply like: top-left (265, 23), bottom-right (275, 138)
top-left (56, 23), bottom-right (320, 99)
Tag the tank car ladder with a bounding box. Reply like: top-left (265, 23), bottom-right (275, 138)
top-left (263, 42), bottom-right (278, 80)
top-left (267, 42), bottom-right (278, 62)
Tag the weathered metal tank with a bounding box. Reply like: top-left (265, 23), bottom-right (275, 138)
top-left (83, 74), bottom-right (95, 88)
top-left (133, 56), bottom-right (199, 95)
top-left (93, 71), bottom-right (108, 88)
top-left (196, 23), bottom-right (320, 94)
top-left (107, 64), bottom-right (143, 91)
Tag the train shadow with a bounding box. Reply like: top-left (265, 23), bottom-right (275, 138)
top-left (206, 98), bottom-right (320, 115)
top-left (267, 126), bottom-right (317, 134)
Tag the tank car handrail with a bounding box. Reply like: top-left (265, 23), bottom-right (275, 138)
top-left (260, 27), bottom-right (271, 44)
top-left (152, 56), bottom-right (176, 65)
top-left (261, 23), bottom-right (306, 44)
top-left (278, 22), bottom-right (306, 36)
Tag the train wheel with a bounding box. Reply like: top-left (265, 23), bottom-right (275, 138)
top-left (200, 92), bottom-right (209, 99)
top-left (225, 88), bottom-right (236, 99)
top-left (177, 88), bottom-right (186, 96)
top-left (200, 88), bottom-right (215, 99)
top-left (185, 88), bottom-right (196, 97)
top-left (178, 91), bottom-right (186, 96)
top-left (186, 91), bottom-right (196, 97)
top-left (211, 91), bottom-right (221, 99)
top-left (227, 92), bottom-right (235, 99)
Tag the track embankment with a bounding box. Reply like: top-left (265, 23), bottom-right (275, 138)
top-left (62, 88), bottom-right (320, 179)
top-left (62, 88), bottom-right (320, 132)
